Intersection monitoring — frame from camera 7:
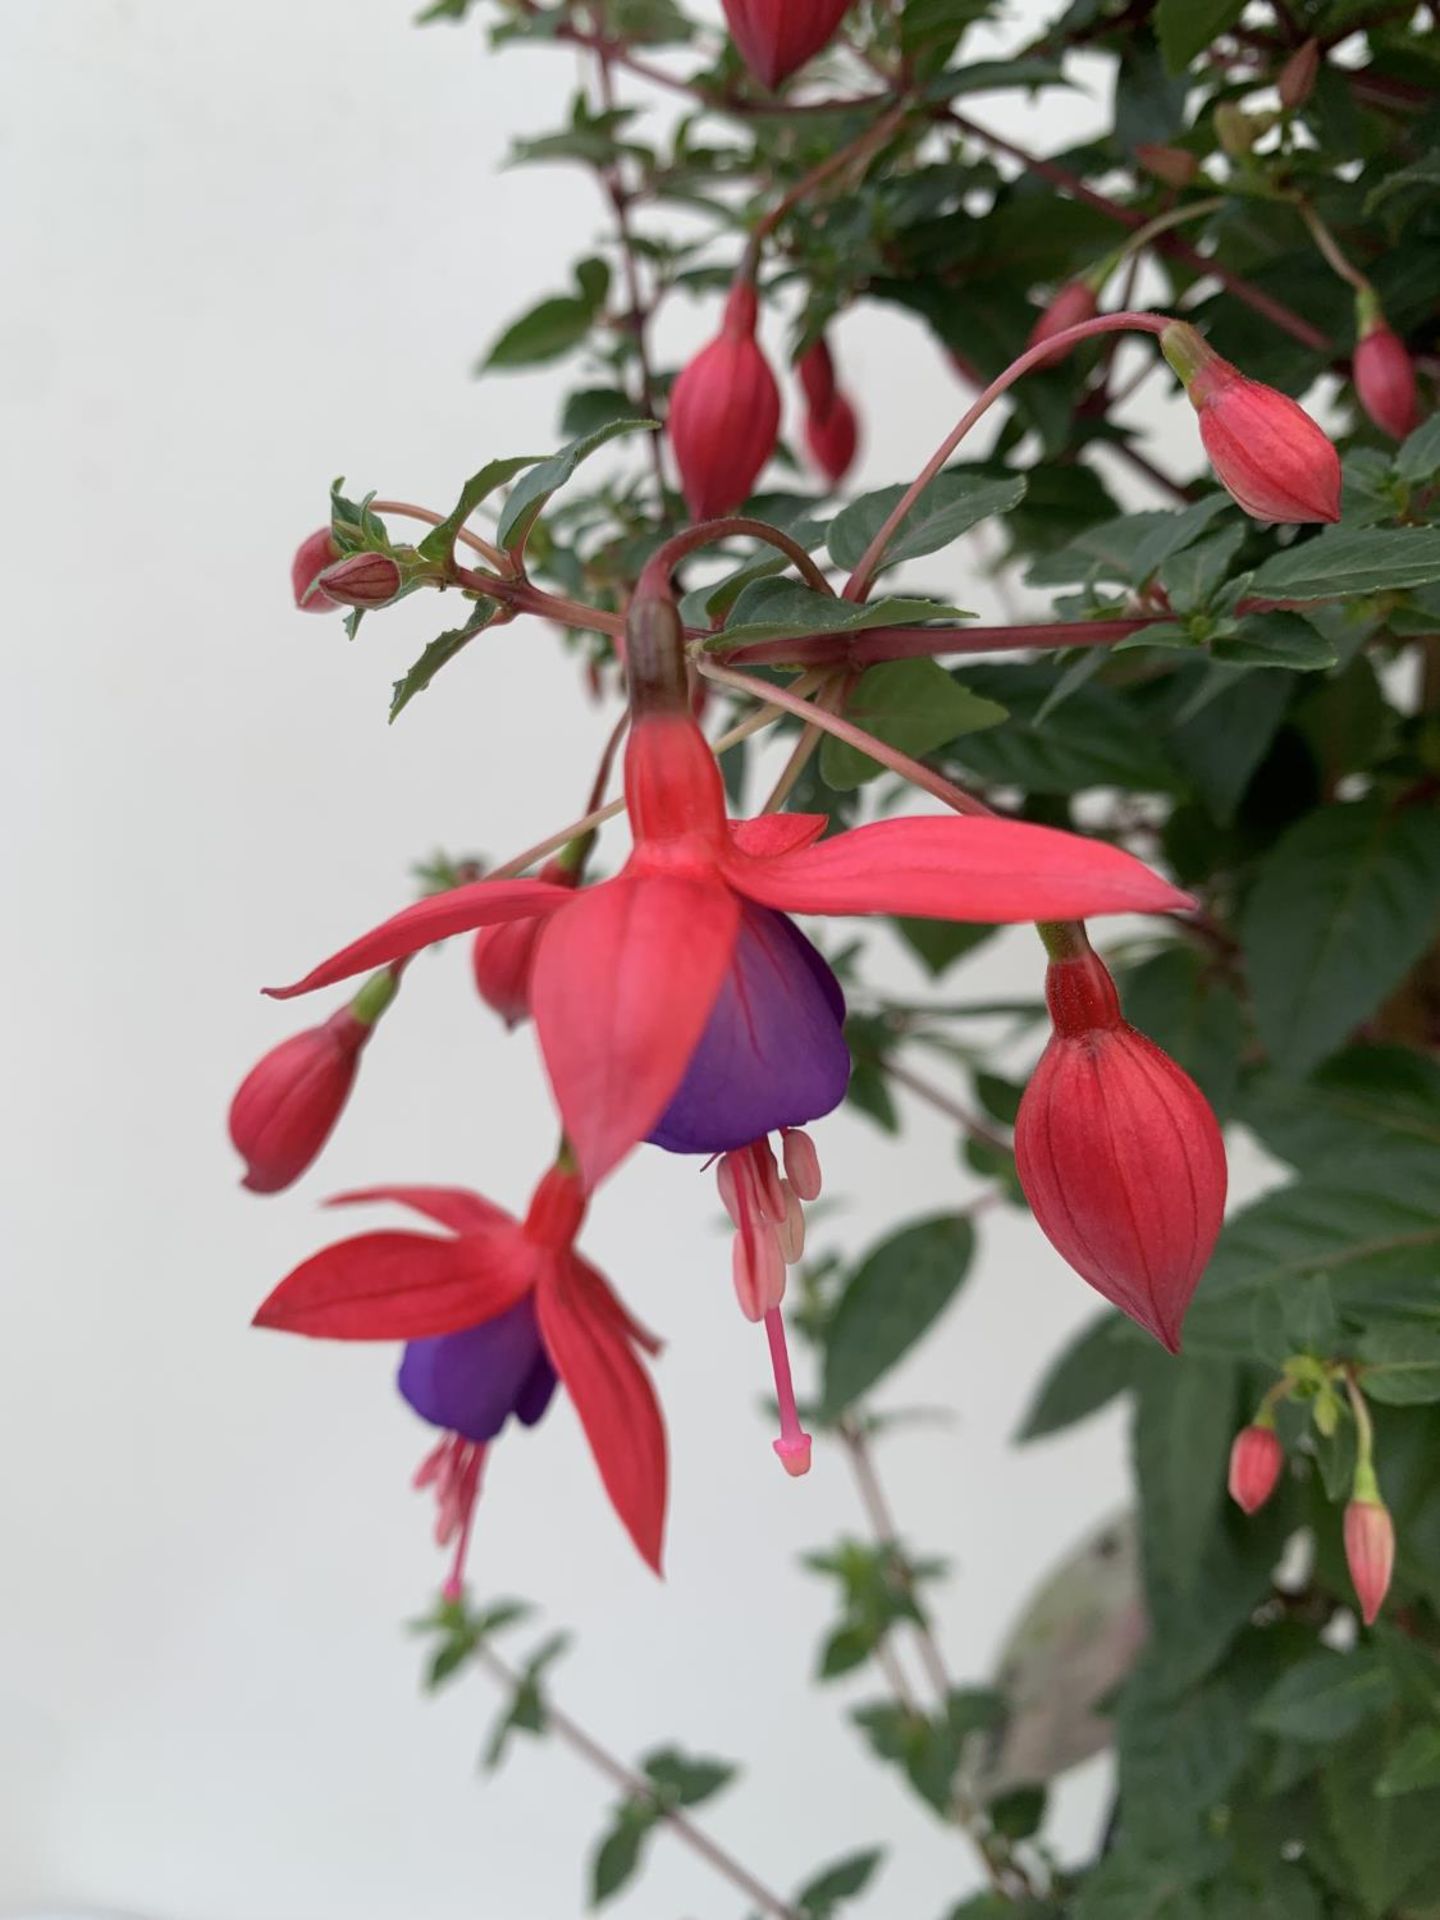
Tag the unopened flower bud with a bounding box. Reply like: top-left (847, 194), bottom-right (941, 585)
top-left (1278, 39), bottom-right (1321, 111)
top-left (229, 974), bottom-right (396, 1192)
top-left (1014, 941), bottom-right (1228, 1352)
top-left (669, 281), bottom-right (781, 518)
top-left (1353, 291), bottom-right (1420, 441)
top-left (798, 339), bottom-right (860, 486)
top-left (1344, 1490), bottom-right (1395, 1626)
top-left (473, 855), bottom-right (582, 1028)
top-left (1162, 322), bottom-right (1341, 523)
top-left (1215, 103), bottom-right (1263, 158)
top-left (292, 527), bottom-right (342, 614)
top-left (315, 549), bottom-right (404, 610)
top-left (1229, 1423), bottom-right (1284, 1514)
top-left (1134, 143), bottom-right (1199, 189)
top-left (721, 0), bottom-right (852, 89)
top-left (1027, 279), bottom-right (1101, 368)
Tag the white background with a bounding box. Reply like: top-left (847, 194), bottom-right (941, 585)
top-left (2, 4), bottom-right (1235, 1916)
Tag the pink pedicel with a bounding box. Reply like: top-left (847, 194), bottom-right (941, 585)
top-left (414, 1432), bottom-right (488, 1602)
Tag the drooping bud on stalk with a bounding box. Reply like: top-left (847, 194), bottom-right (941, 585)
top-left (314, 550), bottom-right (404, 610)
top-left (668, 279), bottom-right (781, 519)
top-left (1353, 289), bottom-right (1420, 441)
top-left (1229, 1422), bottom-right (1284, 1514)
top-left (798, 339), bottom-right (860, 486)
top-left (1013, 934), bottom-right (1227, 1352)
top-left (720, 0), bottom-right (852, 89)
top-left (1134, 143), bottom-right (1199, 189)
top-left (292, 527), bottom-right (342, 614)
top-left (1345, 1472), bottom-right (1395, 1626)
top-left (1161, 322), bottom-right (1341, 523)
top-left (1278, 39), bottom-right (1321, 111)
top-left (1027, 278), bottom-right (1102, 369)
top-left (473, 850), bottom-right (587, 1028)
top-left (228, 969), bottom-right (399, 1193)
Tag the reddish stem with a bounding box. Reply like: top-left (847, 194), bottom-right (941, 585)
top-left (717, 618), bottom-right (1152, 669)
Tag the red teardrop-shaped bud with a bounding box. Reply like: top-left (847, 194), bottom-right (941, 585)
top-left (1344, 1497), bottom-right (1395, 1626)
top-left (721, 0), bottom-right (852, 88)
top-left (292, 527), bottom-right (342, 614)
top-left (1277, 38), bottom-right (1320, 110)
top-left (315, 550), bottom-right (404, 610)
top-left (473, 859), bottom-right (577, 1028)
top-left (669, 282), bottom-right (781, 518)
top-left (1353, 309), bottom-right (1420, 441)
top-left (1228, 1424), bottom-right (1284, 1514)
top-left (229, 1007), bottom-right (371, 1193)
top-left (798, 342), bottom-right (859, 485)
top-left (1027, 280), bottom-right (1101, 368)
top-left (1134, 143), bottom-right (1199, 189)
top-left (1014, 946), bottom-right (1228, 1352)
top-left (1162, 322), bottom-right (1341, 524)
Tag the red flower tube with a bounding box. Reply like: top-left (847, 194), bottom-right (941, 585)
top-left (1353, 292), bottom-right (1419, 441)
top-left (721, 0), bottom-right (852, 88)
top-left (1014, 941), bottom-right (1227, 1352)
top-left (669, 281), bottom-right (781, 519)
top-left (1027, 279), bottom-right (1101, 369)
top-left (798, 339), bottom-right (860, 486)
top-left (472, 855), bottom-right (581, 1028)
top-left (1162, 321), bottom-right (1341, 523)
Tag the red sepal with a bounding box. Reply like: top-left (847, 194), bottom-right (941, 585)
top-left (326, 1185), bottom-right (515, 1236)
top-left (253, 1228), bottom-right (535, 1340)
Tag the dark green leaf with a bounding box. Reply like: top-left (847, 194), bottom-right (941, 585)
top-left (417, 459), bottom-right (540, 564)
top-left (826, 470), bottom-right (1026, 573)
top-left (1241, 798), bottom-right (1440, 1078)
top-left (1248, 527), bottom-right (1440, 601)
top-left (1017, 1312), bottom-right (1140, 1441)
top-left (1240, 1048), bottom-right (1440, 1171)
top-left (642, 1747), bottom-right (737, 1809)
top-left (1376, 1725), bottom-right (1440, 1797)
top-left (1359, 1321), bottom-right (1440, 1406)
top-left (818, 661), bottom-right (1006, 789)
top-left (945, 663), bottom-right (1179, 794)
top-left (590, 1803), bottom-right (654, 1907)
top-left (893, 917), bottom-right (997, 976)
top-left (1397, 411), bottom-right (1440, 483)
top-left (496, 418), bottom-right (658, 550)
top-left (1251, 1649), bottom-right (1396, 1742)
top-left (822, 1215), bottom-right (975, 1414)
top-left (1213, 611), bottom-right (1338, 672)
top-left (389, 598), bottom-right (500, 721)
top-left (1156, 0), bottom-right (1245, 71)
top-left (1121, 945), bottom-right (1245, 1120)
top-left (716, 580), bottom-right (969, 649)
top-left (794, 1848), bottom-right (884, 1916)
top-left (483, 294), bottom-right (596, 370)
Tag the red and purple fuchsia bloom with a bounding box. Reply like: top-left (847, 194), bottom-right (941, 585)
top-left (264, 589), bottom-right (1191, 1500)
top-left (252, 1163), bottom-right (665, 1589)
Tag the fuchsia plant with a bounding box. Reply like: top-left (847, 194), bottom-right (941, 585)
top-left (237, 2), bottom-right (1440, 1911)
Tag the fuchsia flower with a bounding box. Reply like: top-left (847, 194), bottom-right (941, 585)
top-left (472, 857), bottom-right (580, 1029)
top-left (669, 282), bottom-right (781, 519)
top-left (229, 971), bottom-right (399, 1193)
top-left (1228, 1424), bottom-right (1284, 1514)
top-left (267, 697), bottom-right (1189, 1195)
top-left (1162, 321), bottom-right (1341, 523)
top-left (291, 527), bottom-right (341, 614)
top-left (721, 0), bottom-right (852, 89)
top-left (798, 339), bottom-right (860, 486)
top-left (253, 1164), bottom-right (667, 1579)
top-left (1027, 280), bottom-right (1101, 368)
top-left (1353, 293), bottom-right (1419, 441)
top-left (1345, 1495), bottom-right (1395, 1626)
top-left (1014, 942), bottom-right (1227, 1352)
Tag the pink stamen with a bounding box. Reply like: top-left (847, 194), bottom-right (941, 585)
top-left (781, 1128), bottom-right (822, 1202)
top-left (764, 1307), bottom-right (813, 1478)
top-left (717, 1134), bottom-right (826, 1319)
top-left (413, 1433), bottom-right (487, 1601)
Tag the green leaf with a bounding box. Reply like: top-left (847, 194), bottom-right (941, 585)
top-left (1074, 1849), bottom-right (1211, 1920)
top-left (944, 663), bottom-right (1179, 794)
top-left (1377, 1725), bottom-right (1440, 1797)
top-left (641, 1747), bottom-right (737, 1809)
top-left (389, 598), bottom-right (500, 721)
top-left (1365, 149), bottom-right (1440, 219)
top-left (988, 1783), bottom-right (1046, 1839)
top-left (1212, 611), bottom-right (1338, 672)
top-left (1320, 1728), bottom-right (1440, 1917)
top-left (1241, 1048), bottom-right (1440, 1171)
top-left (482, 293), bottom-right (596, 370)
top-left (495, 417), bottom-right (658, 551)
top-left (1134, 1355), bottom-right (1237, 1595)
top-left (1156, 0), bottom-right (1245, 71)
top-left (893, 917), bottom-right (997, 977)
top-left (822, 1215), bottom-right (975, 1415)
top-left (1358, 1320), bottom-right (1440, 1405)
top-left (1396, 411), bottom-right (1440, 483)
top-left (416, 458), bottom-right (540, 565)
top-left (794, 1848), bottom-right (885, 1916)
top-left (1017, 1312), bottom-right (1140, 1441)
top-left (825, 470), bottom-right (1027, 574)
top-left (818, 661), bottom-right (1006, 789)
top-left (590, 1802), bottom-right (655, 1907)
top-left (1241, 798), bottom-right (1440, 1078)
top-left (1251, 1649), bottom-right (1396, 1742)
top-left (1248, 527), bottom-right (1440, 601)
top-left (715, 580), bottom-right (969, 649)
top-left (1161, 664), bottom-right (1292, 825)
